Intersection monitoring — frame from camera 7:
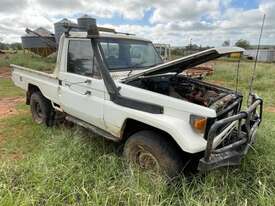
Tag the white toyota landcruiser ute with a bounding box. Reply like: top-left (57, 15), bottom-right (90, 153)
top-left (11, 22), bottom-right (263, 177)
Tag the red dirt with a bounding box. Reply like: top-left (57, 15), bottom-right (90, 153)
top-left (9, 150), bottom-right (24, 161)
top-left (209, 80), bottom-right (225, 86)
top-left (0, 97), bottom-right (25, 119)
top-left (0, 66), bottom-right (11, 79)
top-left (0, 132), bottom-right (4, 145)
top-left (0, 97), bottom-right (25, 161)
top-left (0, 147), bottom-right (24, 161)
top-left (265, 106), bottom-right (275, 113)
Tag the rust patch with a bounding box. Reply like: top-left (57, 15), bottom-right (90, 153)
top-left (0, 97), bottom-right (25, 119)
top-left (265, 106), bottom-right (275, 113)
top-left (0, 66), bottom-right (11, 79)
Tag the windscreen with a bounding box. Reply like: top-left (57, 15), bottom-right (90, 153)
top-left (99, 38), bottom-right (163, 71)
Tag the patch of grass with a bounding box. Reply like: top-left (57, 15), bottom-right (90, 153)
top-left (0, 79), bottom-right (24, 98)
top-left (0, 59), bottom-right (275, 205)
top-left (0, 110), bottom-right (274, 205)
top-left (206, 61), bottom-right (275, 107)
top-left (0, 51), bottom-right (55, 72)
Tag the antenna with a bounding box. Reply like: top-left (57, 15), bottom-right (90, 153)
top-left (235, 57), bottom-right (241, 92)
top-left (248, 14), bottom-right (266, 97)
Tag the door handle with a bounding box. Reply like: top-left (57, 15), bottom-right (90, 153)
top-left (63, 79), bottom-right (91, 86)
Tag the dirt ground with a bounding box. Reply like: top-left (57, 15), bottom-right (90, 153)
top-left (0, 97), bottom-right (25, 119)
top-left (0, 125), bottom-right (4, 144)
top-left (0, 95), bottom-right (25, 160)
top-left (208, 80), bottom-right (225, 86)
top-left (265, 106), bottom-right (275, 113)
top-left (0, 66), bottom-right (23, 118)
top-left (0, 66), bottom-right (11, 79)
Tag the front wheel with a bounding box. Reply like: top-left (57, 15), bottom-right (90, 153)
top-left (123, 130), bottom-right (183, 177)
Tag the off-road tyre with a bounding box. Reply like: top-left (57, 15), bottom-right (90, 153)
top-left (30, 92), bottom-right (52, 126)
top-left (123, 130), bottom-right (183, 178)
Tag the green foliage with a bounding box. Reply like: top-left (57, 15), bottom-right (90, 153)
top-left (206, 61), bottom-right (275, 107)
top-left (0, 41), bottom-right (22, 50)
top-left (171, 48), bottom-right (185, 56)
top-left (222, 40), bottom-right (230, 47)
top-left (235, 39), bottom-right (250, 49)
top-left (0, 42), bottom-right (9, 50)
top-left (0, 79), bottom-right (24, 97)
top-left (9, 43), bottom-right (23, 50)
top-left (0, 59), bottom-right (275, 205)
top-left (0, 51), bottom-right (56, 71)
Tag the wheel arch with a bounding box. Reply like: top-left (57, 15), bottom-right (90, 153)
top-left (26, 84), bottom-right (41, 105)
top-left (28, 85), bottom-right (55, 126)
top-left (120, 118), bottom-right (200, 169)
top-left (27, 84), bottom-right (52, 105)
top-left (120, 118), bottom-right (183, 153)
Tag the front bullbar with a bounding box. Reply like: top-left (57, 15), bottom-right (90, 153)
top-left (198, 93), bottom-right (263, 171)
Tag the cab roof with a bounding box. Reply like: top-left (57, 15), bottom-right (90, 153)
top-left (68, 31), bottom-right (151, 42)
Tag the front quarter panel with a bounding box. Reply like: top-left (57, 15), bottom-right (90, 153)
top-left (103, 83), bottom-right (216, 153)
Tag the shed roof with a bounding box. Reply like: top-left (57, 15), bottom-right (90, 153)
top-left (25, 27), bottom-right (54, 37)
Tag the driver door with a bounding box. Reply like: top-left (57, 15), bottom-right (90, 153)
top-left (59, 39), bottom-right (106, 130)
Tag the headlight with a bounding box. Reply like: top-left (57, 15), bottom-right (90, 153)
top-left (190, 115), bottom-right (207, 134)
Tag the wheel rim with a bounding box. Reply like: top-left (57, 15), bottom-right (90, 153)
top-left (135, 146), bottom-right (160, 172)
top-left (35, 102), bottom-right (43, 119)
top-left (32, 101), bottom-right (44, 123)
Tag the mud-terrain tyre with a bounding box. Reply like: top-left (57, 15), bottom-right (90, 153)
top-left (123, 130), bottom-right (183, 178)
top-left (30, 92), bottom-right (52, 125)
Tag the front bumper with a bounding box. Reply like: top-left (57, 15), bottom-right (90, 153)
top-left (198, 94), bottom-right (263, 171)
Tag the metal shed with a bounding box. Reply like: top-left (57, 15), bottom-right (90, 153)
top-left (244, 49), bottom-right (275, 62)
top-left (21, 27), bottom-right (56, 57)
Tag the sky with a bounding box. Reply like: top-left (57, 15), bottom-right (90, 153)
top-left (0, 0), bottom-right (274, 47)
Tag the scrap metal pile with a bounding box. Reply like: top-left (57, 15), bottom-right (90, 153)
top-left (21, 15), bottom-right (93, 57)
top-left (182, 64), bottom-right (214, 78)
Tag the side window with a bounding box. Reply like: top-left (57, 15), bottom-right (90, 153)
top-left (67, 40), bottom-right (101, 78)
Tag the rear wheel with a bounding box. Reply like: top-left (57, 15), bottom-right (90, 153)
top-left (30, 92), bottom-right (52, 125)
top-left (123, 130), bottom-right (183, 177)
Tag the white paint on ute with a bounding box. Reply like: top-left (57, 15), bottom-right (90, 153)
top-left (10, 35), bottom-right (242, 154)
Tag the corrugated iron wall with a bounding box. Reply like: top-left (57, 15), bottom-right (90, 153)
top-left (244, 49), bottom-right (275, 62)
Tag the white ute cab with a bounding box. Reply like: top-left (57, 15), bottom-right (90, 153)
top-left (11, 24), bottom-right (263, 177)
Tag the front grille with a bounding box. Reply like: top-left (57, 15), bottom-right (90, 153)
top-left (204, 98), bottom-right (242, 140)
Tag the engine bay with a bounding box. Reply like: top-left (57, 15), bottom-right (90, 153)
top-left (126, 75), bottom-right (240, 113)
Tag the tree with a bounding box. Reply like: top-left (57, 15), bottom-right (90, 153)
top-left (171, 48), bottom-right (185, 56)
top-left (189, 44), bottom-right (199, 50)
top-left (235, 39), bottom-right (250, 49)
top-left (222, 40), bottom-right (230, 47)
top-left (0, 42), bottom-right (8, 50)
top-left (10, 43), bottom-right (22, 50)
